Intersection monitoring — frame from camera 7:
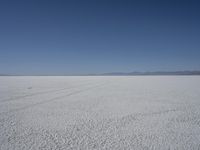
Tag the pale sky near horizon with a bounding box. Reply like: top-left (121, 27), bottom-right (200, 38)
top-left (0, 0), bottom-right (200, 75)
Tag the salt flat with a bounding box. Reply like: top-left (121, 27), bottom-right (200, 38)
top-left (0, 76), bottom-right (200, 150)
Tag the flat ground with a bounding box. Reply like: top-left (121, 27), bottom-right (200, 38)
top-left (0, 76), bottom-right (200, 150)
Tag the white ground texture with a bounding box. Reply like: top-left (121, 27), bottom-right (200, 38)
top-left (0, 76), bottom-right (200, 150)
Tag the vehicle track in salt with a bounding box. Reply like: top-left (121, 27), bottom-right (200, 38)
top-left (0, 82), bottom-right (107, 116)
top-left (0, 80), bottom-right (94, 103)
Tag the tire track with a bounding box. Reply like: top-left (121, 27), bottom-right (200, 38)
top-left (0, 80), bottom-right (95, 103)
top-left (0, 83), bottom-right (107, 115)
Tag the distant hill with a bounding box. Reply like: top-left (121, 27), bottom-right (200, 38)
top-left (1, 71), bottom-right (200, 76)
top-left (101, 71), bottom-right (200, 76)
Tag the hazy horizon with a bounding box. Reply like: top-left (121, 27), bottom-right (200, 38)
top-left (1, 70), bottom-right (200, 76)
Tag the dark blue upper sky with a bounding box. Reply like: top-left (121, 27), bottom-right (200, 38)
top-left (0, 0), bottom-right (200, 75)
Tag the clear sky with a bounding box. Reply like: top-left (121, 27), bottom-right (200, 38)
top-left (0, 0), bottom-right (200, 75)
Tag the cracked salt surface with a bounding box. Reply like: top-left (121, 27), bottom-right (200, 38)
top-left (0, 76), bottom-right (200, 149)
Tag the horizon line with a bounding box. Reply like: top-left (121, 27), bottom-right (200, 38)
top-left (1, 70), bottom-right (200, 76)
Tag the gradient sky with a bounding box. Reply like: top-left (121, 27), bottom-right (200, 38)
top-left (0, 0), bottom-right (200, 75)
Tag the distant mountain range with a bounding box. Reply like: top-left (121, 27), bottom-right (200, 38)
top-left (1, 71), bottom-right (200, 76)
top-left (100, 71), bottom-right (200, 76)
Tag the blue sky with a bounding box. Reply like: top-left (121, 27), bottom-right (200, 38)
top-left (0, 0), bottom-right (200, 75)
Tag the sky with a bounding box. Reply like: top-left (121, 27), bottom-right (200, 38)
top-left (0, 0), bottom-right (200, 75)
